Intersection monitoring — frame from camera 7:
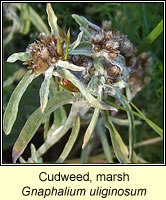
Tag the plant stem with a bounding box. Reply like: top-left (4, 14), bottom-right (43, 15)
top-left (36, 101), bottom-right (87, 157)
top-left (136, 19), bottom-right (163, 56)
top-left (134, 137), bottom-right (162, 148)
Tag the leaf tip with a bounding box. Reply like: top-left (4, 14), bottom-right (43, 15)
top-left (6, 55), bottom-right (14, 63)
top-left (82, 136), bottom-right (89, 149)
top-left (4, 129), bottom-right (11, 135)
top-left (40, 106), bottom-right (45, 114)
top-left (82, 143), bottom-right (86, 149)
top-left (3, 118), bottom-right (11, 135)
top-left (46, 3), bottom-right (51, 10)
top-left (101, 102), bottom-right (118, 112)
top-left (71, 14), bottom-right (76, 18)
top-left (12, 149), bottom-right (20, 163)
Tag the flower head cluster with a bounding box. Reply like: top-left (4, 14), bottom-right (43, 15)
top-left (23, 34), bottom-right (64, 73)
top-left (75, 19), bottom-right (153, 98)
top-left (7, 8), bottom-right (153, 100)
top-left (91, 21), bottom-right (136, 66)
top-left (4, 3), bottom-right (155, 164)
top-left (129, 52), bottom-right (153, 98)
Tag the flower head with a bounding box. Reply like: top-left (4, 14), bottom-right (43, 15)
top-left (23, 34), bottom-right (64, 73)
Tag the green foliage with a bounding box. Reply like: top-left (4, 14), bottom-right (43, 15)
top-left (3, 71), bottom-right (40, 135)
top-left (3, 2), bottom-right (163, 164)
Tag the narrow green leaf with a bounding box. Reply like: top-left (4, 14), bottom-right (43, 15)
top-left (14, 3), bottom-right (49, 35)
top-left (135, 137), bottom-right (162, 148)
top-left (81, 143), bottom-right (91, 164)
top-left (82, 86), bottom-right (102, 149)
top-left (123, 98), bottom-right (135, 160)
top-left (121, 89), bottom-right (163, 137)
top-left (56, 38), bottom-right (63, 56)
top-left (64, 28), bottom-right (70, 60)
top-left (36, 102), bottom-right (81, 158)
top-left (3, 68), bottom-right (26, 88)
top-left (56, 68), bottom-right (117, 111)
top-left (47, 106), bottom-right (67, 139)
top-left (133, 153), bottom-right (148, 164)
top-left (132, 151), bottom-right (139, 164)
top-left (3, 25), bottom-right (16, 47)
top-left (20, 3), bottom-right (31, 34)
top-left (3, 71), bottom-right (40, 135)
top-left (110, 116), bottom-right (141, 126)
top-left (29, 7), bottom-right (49, 35)
top-left (103, 110), bottom-right (130, 163)
top-left (80, 16), bottom-right (100, 31)
top-left (58, 26), bottom-right (67, 41)
top-left (129, 100), bottom-right (163, 137)
top-left (115, 87), bottom-right (135, 160)
top-left (49, 77), bottom-right (59, 96)
top-left (69, 48), bottom-right (93, 56)
top-left (126, 85), bottom-right (132, 101)
top-left (56, 60), bottom-right (85, 71)
top-left (72, 14), bottom-right (100, 39)
top-left (43, 115), bottom-right (50, 141)
top-left (96, 120), bottom-right (113, 163)
top-left (125, 87), bottom-right (136, 161)
top-left (46, 3), bottom-right (59, 36)
top-left (136, 19), bottom-right (163, 56)
top-left (28, 144), bottom-right (43, 163)
top-left (87, 75), bottom-right (100, 93)
top-left (12, 91), bottom-right (72, 163)
top-left (39, 65), bottom-right (54, 113)
top-left (55, 106), bottom-right (67, 128)
top-left (19, 157), bottom-right (26, 163)
top-left (56, 115), bottom-right (80, 163)
top-left (69, 42), bottom-right (93, 56)
top-left (72, 14), bottom-right (100, 32)
top-left (82, 108), bottom-right (100, 149)
top-left (80, 27), bottom-right (92, 39)
top-left (7, 52), bottom-right (32, 63)
top-left (3, 3), bottom-right (22, 46)
top-left (21, 144), bottom-right (43, 163)
top-left (29, 144), bottom-right (40, 163)
top-left (107, 99), bottom-right (163, 137)
top-left (72, 14), bottom-right (89, 29)
top-left (69, 31), bottom-right (83, 51)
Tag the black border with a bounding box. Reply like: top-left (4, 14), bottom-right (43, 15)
top-left (1, 0), bottom-right (165, 166)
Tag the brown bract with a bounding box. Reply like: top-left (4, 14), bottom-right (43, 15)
top-left (91, 21), bottom-right (137, 69)
top-left (106, 64), bottom-right (121, 79)
top-left (23, 35), bottom-right (64, 73)
top-left (129, 52), bottom-right (153, 98)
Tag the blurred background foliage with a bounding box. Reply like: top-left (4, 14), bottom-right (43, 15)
top-left (3, 2), bottom-right (163, 163)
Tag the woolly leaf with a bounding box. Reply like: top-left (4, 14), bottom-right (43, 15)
top-left (69, 31), bottom-right (83, 51)
top-left (56, 60), bottom-right (85, 71)
top-left (103, 111), bottom-right (130, 163)
top-left (3, 71), bottom-right (40, 135)
top-left (12, 91), bottom-right (72, 163)
top-left (46, 3), bottom-right (59, 36)
top-left (39, 65), bottom-right (54, 113)
top-left (7, 52), bottom-right (32, 63)
top-left (56, 115), bottom-right (80, 163)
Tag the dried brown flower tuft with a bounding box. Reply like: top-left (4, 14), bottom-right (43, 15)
top-left (23, 34), bottom-right (64, 73)
top-left (129, 52), bottom-right (153, 98)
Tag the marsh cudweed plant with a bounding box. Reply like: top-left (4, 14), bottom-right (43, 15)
top-left (3, 3), bottom-right (161, 164)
